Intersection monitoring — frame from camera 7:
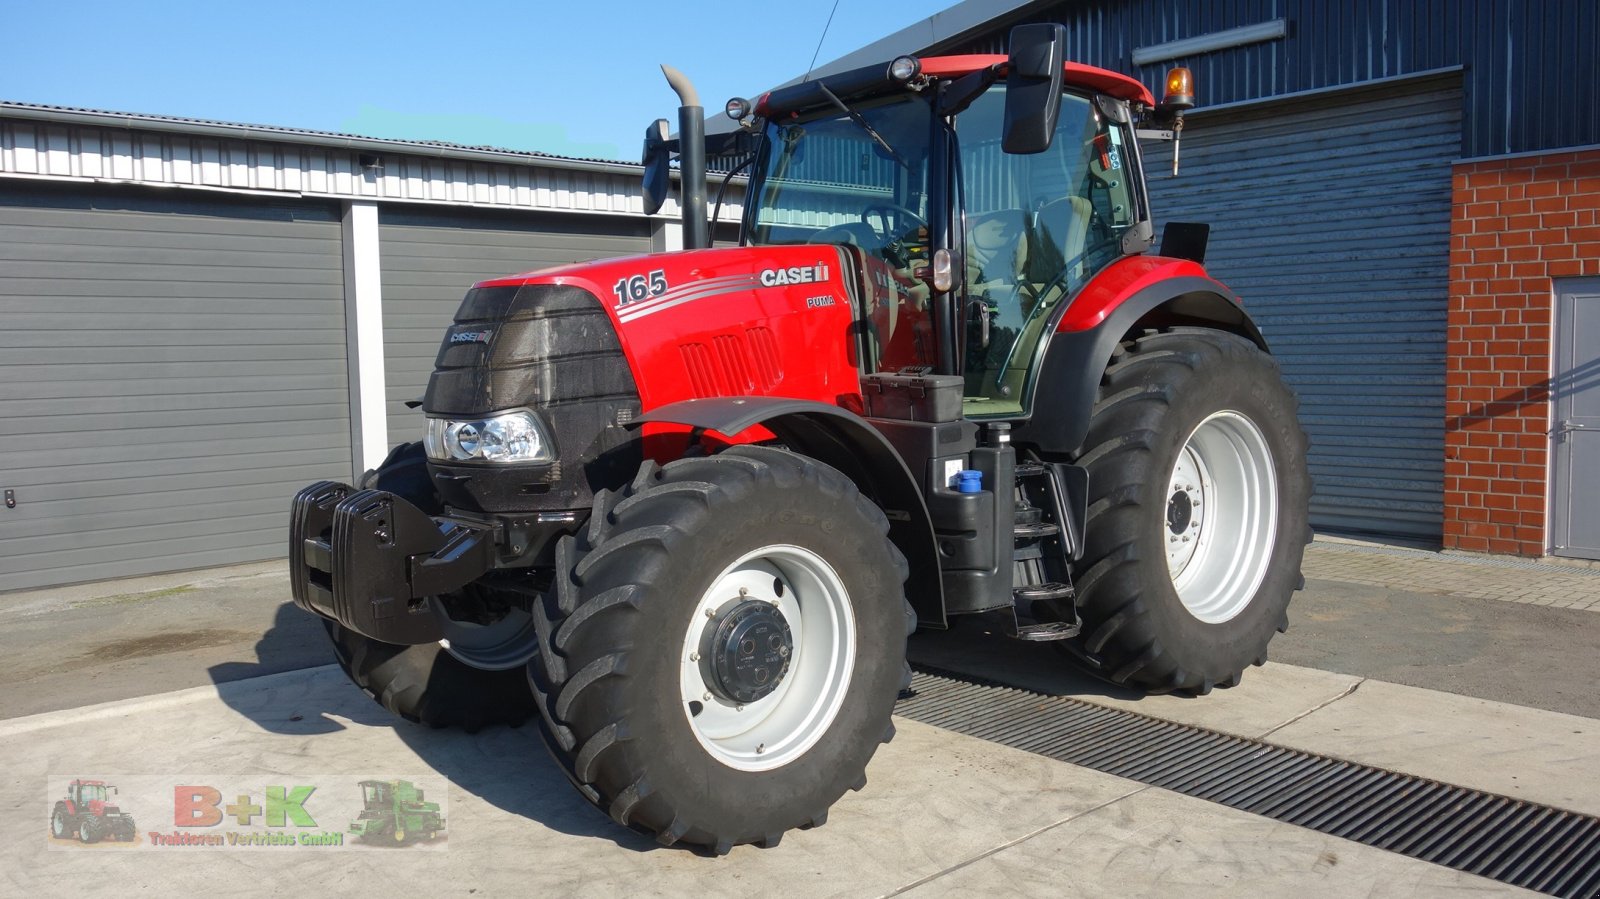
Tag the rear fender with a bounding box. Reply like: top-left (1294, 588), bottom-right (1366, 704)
top-left (634, 397), bottom-right (944, 628)
top-left (1013, 275), bottom-right (1268, 455)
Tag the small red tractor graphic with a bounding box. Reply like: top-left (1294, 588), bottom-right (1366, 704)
top-left (51, 779), bottom-right (137, 843)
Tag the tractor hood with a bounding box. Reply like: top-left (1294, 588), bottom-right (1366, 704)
top-left (468, 244), bottom-right (870, 415)
top-left (420, 243), bottom-right (917, 515)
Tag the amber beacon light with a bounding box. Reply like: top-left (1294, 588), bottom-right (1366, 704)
top-left (1163, 67), bottom-right (1195, 109)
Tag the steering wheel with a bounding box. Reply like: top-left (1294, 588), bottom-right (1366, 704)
top-left (862, 202), bottom-right (928, 267)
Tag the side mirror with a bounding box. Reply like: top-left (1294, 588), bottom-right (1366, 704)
top-left (641, 118), bottom-right (673, 216)
top-left (1002, 23), bottom-right (1067, 154)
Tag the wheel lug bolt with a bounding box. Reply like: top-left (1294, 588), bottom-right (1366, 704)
top-left (703, 692), bottom-right (712, 702)
top-left (756, 743), bottom-right (764, 754)
top-left (736, 704), bottom-right (745, 712)
top-left (705, 608), bottom-right (716, 618)
top-left (738, 587), bottom-right (748, 597)
top-left (689, 651), bottom-right (700, 662)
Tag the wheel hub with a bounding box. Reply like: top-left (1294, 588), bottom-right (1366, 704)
top-left (679, 548), bottom-right (856, 772)
top-left (1166, 489), bottom-right (1194, 534)
top-left (705, 600), bottom-right (793, 704)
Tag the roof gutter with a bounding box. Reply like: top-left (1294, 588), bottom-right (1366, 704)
top-left (0, 102), bottom-right (647, 178)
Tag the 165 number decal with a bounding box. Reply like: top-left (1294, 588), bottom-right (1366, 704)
top-left (613, 269), bottom-right (668, 305)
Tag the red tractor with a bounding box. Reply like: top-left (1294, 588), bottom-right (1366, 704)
top-left (290, 25), bottom-right (1308, 853)
top-left (51, 779), bottom-right (137, 843)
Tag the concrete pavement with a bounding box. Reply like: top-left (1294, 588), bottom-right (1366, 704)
top-left (0, 664), bottom-right (1533, 897)
top-left (2, 540), bottom-right (1597, 894)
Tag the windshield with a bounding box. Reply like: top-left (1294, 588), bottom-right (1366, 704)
top-left (747, 94), bottom-right (933, 265)
top-left (78, 785), bottom-right (107, 801)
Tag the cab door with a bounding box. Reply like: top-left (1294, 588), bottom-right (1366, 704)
top-left (953, 87), bottom-right (1142, 417)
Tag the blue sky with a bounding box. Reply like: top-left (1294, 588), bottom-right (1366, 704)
top-left (3, 0), bottom-right (953, 161)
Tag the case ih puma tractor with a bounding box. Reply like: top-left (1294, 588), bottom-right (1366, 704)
top-left (51, 779), bottom-right (137, 843)
top-left (291, 25), bottom-right (1308, 853)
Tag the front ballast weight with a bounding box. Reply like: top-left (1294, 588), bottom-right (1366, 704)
top-left (289, 481), bottom-right (497, 644)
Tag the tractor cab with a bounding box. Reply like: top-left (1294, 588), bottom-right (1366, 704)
top-left (739, 68), bottom-right (1149, 415)
top-left (70, 780), bottom-right (110, 808)
top-left (358, 780), bottom-right (390, 809)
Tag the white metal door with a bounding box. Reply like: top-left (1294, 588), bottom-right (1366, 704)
top-left (1552, 277), bottom-right (1600, 560)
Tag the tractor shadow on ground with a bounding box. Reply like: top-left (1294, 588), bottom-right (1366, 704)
top-left (907, 614), bottom-right (1159, 701)
top-left (388, 719), bottom-right (660, 853)
top-left (207, 604), bottom-right (656, 852)
top-left (207, 602), bottom-right (373, 736)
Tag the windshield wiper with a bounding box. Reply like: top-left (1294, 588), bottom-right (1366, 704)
top-left (817, 83), bottom-right (909, 170)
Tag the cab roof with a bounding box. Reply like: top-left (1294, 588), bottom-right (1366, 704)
top-left (921, 55), bottom-right (1156, 106)
top-left (755, 53), bottom-right (1155, 121)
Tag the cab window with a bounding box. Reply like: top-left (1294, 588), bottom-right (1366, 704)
top-left (957, 87), bottom-right (1137, 415)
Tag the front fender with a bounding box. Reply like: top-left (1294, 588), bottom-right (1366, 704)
top-left (1014, 275), bottom-right (1268, 455)
top-left (635, 397), bottom-right (945, 628)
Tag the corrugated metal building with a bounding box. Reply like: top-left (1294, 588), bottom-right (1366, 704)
top-left (796, 0), bottom-right (1599, 555)
top-left (0, 103), bottom-right (739, 591)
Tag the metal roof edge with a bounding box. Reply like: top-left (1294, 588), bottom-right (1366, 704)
top-left (1456, 141), bottom-right (1600, 166)
top-left (0, 101), bottom-right (646, 177)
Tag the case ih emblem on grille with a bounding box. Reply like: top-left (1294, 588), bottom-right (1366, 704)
top-left (449, 330), bottom-right (494, 344)
top-left (759, 264), bottom-right (829, 287)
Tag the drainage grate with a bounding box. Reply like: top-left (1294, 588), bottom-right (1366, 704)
top-left (898, 669), bottom-right (1600, 898)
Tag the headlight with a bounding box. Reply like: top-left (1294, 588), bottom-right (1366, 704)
top-left (424, 410), bottom-right (553, 463)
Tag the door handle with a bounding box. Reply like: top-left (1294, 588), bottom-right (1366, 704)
top-left (1552, 420), bottom-right (1593, 438)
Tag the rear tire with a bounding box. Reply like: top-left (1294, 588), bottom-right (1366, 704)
top-left (1070, 328), bottom-right (1310, 694)
top-left (321, 441), bottom-right (537, 731)
top-left (529, 446), bottom-right (914, 852)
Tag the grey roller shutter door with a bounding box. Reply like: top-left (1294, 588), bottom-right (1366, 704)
top-left (0, 185), bottom-right (351, 592)
top-left (1142, 77), bottom-right (1460, 541)
top-left (378, 208), bottom-right (652, 448)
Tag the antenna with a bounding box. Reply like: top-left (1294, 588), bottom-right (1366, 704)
top-left (803, 0), bottom-right (843, 82)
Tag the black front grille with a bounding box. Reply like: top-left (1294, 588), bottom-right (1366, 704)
top-left (423, 284), bottom-right (642, 514)
top-left (426, 284), bottom-right (638, 416)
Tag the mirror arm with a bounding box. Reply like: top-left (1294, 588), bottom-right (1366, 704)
top-left (938, 65), bottom-right (1002, 117)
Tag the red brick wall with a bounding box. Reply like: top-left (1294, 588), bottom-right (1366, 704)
top-left (1445, 149), bottom-right (1600, 555)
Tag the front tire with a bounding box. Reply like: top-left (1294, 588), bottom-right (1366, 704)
top-left (530, 446), bottom-right (914, 852)
top-left (321, 441), bottom-right (537, 731)
top-left (50, 805), bottom-right (69, 839)
top-left (1071, 328), bottom-right (1310, 694)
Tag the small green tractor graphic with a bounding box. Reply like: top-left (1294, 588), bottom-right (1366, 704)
top-left (349, 780), bottom-right (443, 844)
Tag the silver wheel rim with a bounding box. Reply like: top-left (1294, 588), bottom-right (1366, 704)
top-left (1164, 410), bottom-right (1278, 624)
top-left (52, 810), bottom-right (65, 837)
top-left (679, 545), bottom-right (856, 772)
top-left (437, 602), bottom-right (539, 671)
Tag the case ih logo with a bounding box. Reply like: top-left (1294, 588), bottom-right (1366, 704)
top-left (759, 263), bottom-right (829, 287)
top-left (449, 329), bottom-right (494, 344)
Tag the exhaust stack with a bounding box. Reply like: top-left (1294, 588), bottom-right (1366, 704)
top-left (661, 65), bottom-right (710, 250)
